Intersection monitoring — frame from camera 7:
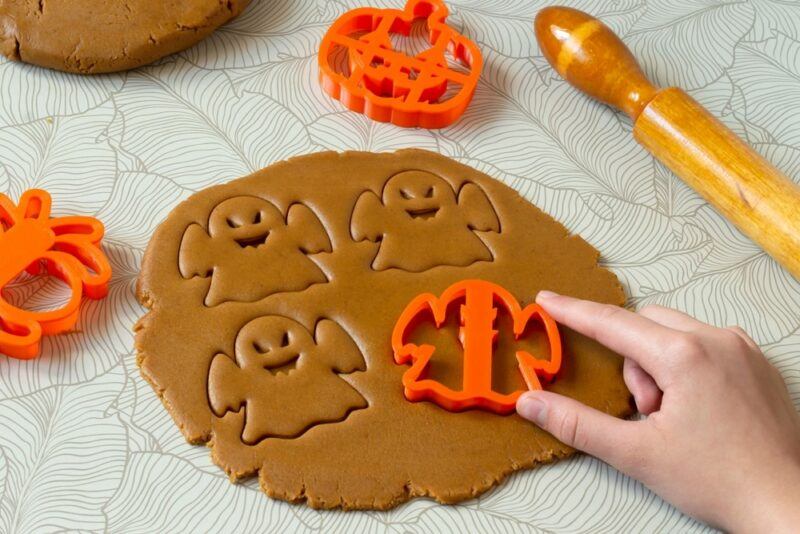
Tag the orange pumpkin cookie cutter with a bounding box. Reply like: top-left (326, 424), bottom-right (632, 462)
top-left (392, 279), bottom-right (562, 414)
top-left (318, 0), bottom-right (483, 128)
top-left (0, 189), bottom-right (111, 360)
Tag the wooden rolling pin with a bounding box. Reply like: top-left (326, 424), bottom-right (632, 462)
top-left (535, 6), bottom-right (800, 280)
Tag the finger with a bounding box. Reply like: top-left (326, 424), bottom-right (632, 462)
top-left (639, 304), bottom-right (706, 332)
top-left (623, 358), bottom-right (662, 415)
top-left (536, 291), bottom-right (679, 382)
top-left (517, 391), bottom-right (642, 469)
top-left (726, 326), bottom-right (759, 350)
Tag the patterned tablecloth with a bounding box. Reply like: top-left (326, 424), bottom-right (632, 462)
top-left (1, 1), bottom-right (798, 532)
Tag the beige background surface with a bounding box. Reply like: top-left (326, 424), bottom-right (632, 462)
top-left (0, 0), bottom-right (798, 532)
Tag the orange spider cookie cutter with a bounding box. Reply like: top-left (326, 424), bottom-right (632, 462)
top-left (318, 0), bottom-right (483, 128)
top-left (0, 189), bottom-right (111, 360)
top-left (392, 280), bottom-right (562, 414)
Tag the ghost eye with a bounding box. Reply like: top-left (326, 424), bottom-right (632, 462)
top-left (425, 186), bottom-right (434, 198)
top-left (226, 217), bottom-right (240, 229)
top-left (253, 211), bottom-right (262, 224)
top-left (400, 189), bottom-right (412, 200)
top-left (280, 332), bottom-right (290, 347)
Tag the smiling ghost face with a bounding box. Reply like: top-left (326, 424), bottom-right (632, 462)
top-left (383, 171), bottom-right (456, 222)
top-left (207, 196), bottom-right (284, 249)
top-left (236, 316), bottom-right (309, 376)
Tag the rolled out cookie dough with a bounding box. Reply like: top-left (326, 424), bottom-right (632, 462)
top-left (0, 0), bottom-right (249, 73)
top-left (136, 149), bottom-right (632, 510)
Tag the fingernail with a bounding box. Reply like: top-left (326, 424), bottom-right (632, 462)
top-left (517, 394), bottom-right (548, 426)
top-left (537, 290), bottom-right (558, 301)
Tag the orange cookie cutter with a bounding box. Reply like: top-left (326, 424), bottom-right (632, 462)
top-left (0, 189), bottom-right (111, 360)
top-left (392, 279), bottom-right (562, 414)
top-left (318, 0), bottom-right (483, 128)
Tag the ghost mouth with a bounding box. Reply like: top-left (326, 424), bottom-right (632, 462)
top-left (265, 354), bottom-right (299, 377)
top-left (406, 207), bottom-right (439, 220)
top-left (235, 232), bottom-right (270, 249)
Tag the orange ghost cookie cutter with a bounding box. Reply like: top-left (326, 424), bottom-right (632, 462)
top-left (392, 280), bottom-right (562, 414)
top-left (318, 0), bottom-right (483, 128)
top-left (0, 189), bottom-right (111, 360)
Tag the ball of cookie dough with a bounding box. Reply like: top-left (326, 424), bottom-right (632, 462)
top-left (0, 0), bottom-right (250, 73)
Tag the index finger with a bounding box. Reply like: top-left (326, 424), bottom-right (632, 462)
top-left (536, 291), bottom-right (681, 385)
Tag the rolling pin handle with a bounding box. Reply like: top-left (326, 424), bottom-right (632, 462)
top-left (534, 6), bottom-right (658, 120)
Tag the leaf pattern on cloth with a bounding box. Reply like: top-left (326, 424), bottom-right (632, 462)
top-left (108, 60), bottom-right (314, 190)
top-left (0, 62), bottom-right (122, 126)
top-left (0, 367), bottom-right (126, 534)
top-left (0, 0), bottom-right (799, 531)
top-left (624, 0), bottom-right (755, 90)
top-left (0, 103), bottom-right (116, 213)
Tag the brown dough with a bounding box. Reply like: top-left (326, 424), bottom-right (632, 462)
top-left (136, 149), bottom-right (632, 510)
top-left (0, 0), bottom-right (249, 73)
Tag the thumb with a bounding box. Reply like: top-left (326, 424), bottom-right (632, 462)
top-left (517, 391), bottom-right (639, 467)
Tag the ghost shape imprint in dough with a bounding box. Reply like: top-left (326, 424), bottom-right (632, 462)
top-left (350, 170), bottom-right (500, 272)
top-left (179, 196), bottom-right (332, 306)
top-left (207, 315), bottom-right (367, 443)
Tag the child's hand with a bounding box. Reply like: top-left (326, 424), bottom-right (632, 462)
top-left (517, 291), bottom-right (800, 532)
